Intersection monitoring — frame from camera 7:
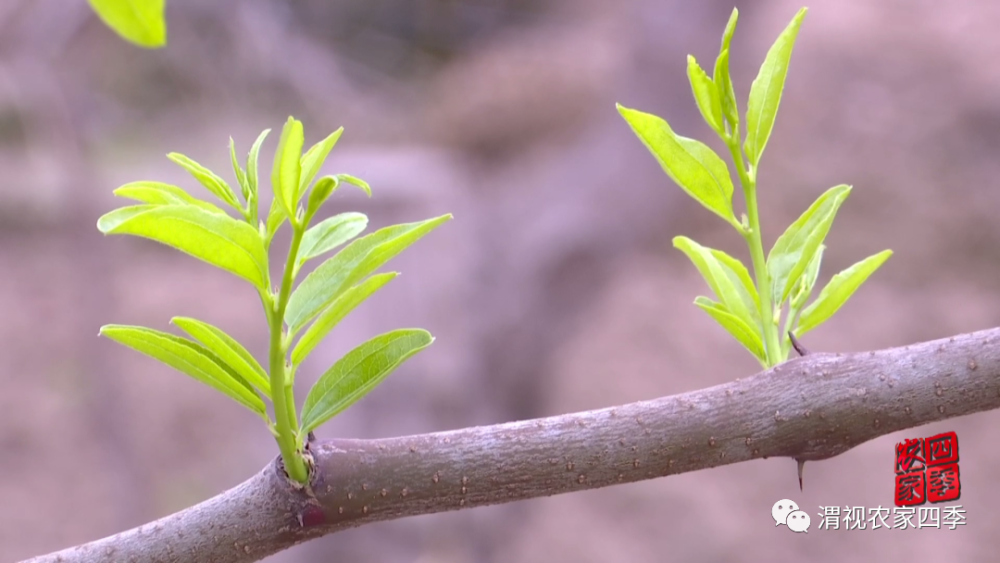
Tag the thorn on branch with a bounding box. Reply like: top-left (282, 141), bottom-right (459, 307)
top-left (789, 332), bottom-right (810, 357)
top-left (796, 458), bottom-right (806, 491)
top-left (296, 504), bottom-right (326, 528)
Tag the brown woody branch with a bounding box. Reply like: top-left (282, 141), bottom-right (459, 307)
top-left (25, 327), bottom-right (1000, 563)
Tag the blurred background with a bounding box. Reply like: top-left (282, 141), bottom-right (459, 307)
top-left (2, 0), bottom-right (1000, 560)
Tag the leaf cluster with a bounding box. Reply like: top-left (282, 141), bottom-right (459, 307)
top-left (618, 8), bottom-right (891, 366)
top-left (98, 117), bottom-right (449, 474)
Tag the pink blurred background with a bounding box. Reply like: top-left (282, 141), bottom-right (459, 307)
top-left (2, 0), bottom-right (1000, 560)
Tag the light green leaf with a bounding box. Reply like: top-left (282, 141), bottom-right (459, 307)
top-left (710, 247), bottom-right (760, 316)
top-left (687, 55), bottom-right (724, 135)
top-left (246, 129), bottom-right (270, 202)
top-left (291, 273), bottom-right (397, 365)
top-left (286, 215), bottom-right (452, 332)
top-left (265, 198), bottom-right (285, 244)
top-left (98, 204), bottom-right (269, 290)
top-left (797, 250), bottom-right (892, 335)
top-left (112, 181), bottom-right (226, 215)
top-left (305, 176), bottom-right (339, 219)
top-left (767, 184), bottom-right (851, 306)
top-left (720, 8), bottom-right (738, 63)
top-left (87, 0), bottom-right (166, 48)
top-left (271, 117), bottom-right (304, 222)
top-left (229, 137), bottom-right (250, 204)
top-left (335, 174), bottom-right (372, 197)
top-left (791, 243), bottom-right (824, 310)
top-left (167, 152), bottom-right (241, 210)
top-left (171, 317), bottom-right (270, 397)
top-left (694, 297), bottom-right (766, 364)
top-left (299, 329), bottom-right (433, 435)
top-left (618, 104), bottom-right (738, 228)
top-left (744, 8), bottom-right (807, 168)
top-left (299, 128), bottom-right (344, 199)
top-left (100, 324), bottom-right (266, 416)
top-left (714, 50), bottom-right (738, 132)
top-left (714, 9), bottom-right (739, 129)
top-left (298, 212), bottom-right (368, 264)
top-left (97, 205), bottom-right (150, 228)
top-left (674, 236), bottom-right (759, 328)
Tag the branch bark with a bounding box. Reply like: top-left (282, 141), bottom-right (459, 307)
top-left (26, 327), bottom-right (1000, 563)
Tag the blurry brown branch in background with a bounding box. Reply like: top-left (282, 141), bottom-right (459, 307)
top-left (25, 326), bottom-right (1000, 563)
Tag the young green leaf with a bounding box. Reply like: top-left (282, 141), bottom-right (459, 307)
top-left (291, 273), bottom-right (397, 365)
top-left (246, 129), bottom-right (271, 202)
top-left (694, 296), bottom-right (766, 365)
top-left (97, 204), bottom-right (269, 290)
top-left (229, 137), bottom-right (250, 203)
top-left (171, 317), bottom-right (271, 397)
top-left (674, 236), bottom-right (760, 329)
top-left (299, 329), bottom-right (433, 435)
top-left (100, 324), bottom-right (266, 416)
top-left (710, 247), bottom-right (760, 314)
top-left (97, 205), bottom-right (150, 228)
top-left (797, 250), bottom-right (892, 335)
top-left (113, 181), bottom-right (226, 215)
top-left (744, 8), bottom-right (807, 168)
top-left (687, 55), bottom-right (724, 135)
top-left (304, 174), bottom-right (372, 220)
top-left (286, 215), bottom-right (452, 332)
top-left (714, 50), bottom-right (739, 133)
top-left (720, 8), bottom-right (738, 65)
top-left (791, 243), bottom-right (824, 311)
top-left (714, 9), bottom-right (740, 130)
top-left (305, 176), bottom-right (339, 219)
top-left (167, 152), bottom-right (241, 210)
top-left (618, 105), bottom-right (738, 228)
top-left (298, 212), bottom-right (368, 264)
top-left (299, 128), bottom-right (344, 199)
top-left (265, 198), bottom-right (286, 245)
top-left (782, 244), bottom-right (824, 358)
top-left (767, 184), bottom-right (851, 306)
top-left (272, 117), bottom-right (305, 222)
top-left (87, 0), bottom-right (166, 48)
top-left (335, 174), bottom-right (373, 197)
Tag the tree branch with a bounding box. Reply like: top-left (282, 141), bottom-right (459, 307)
top-left (26, 327), bottom-right (1000, 563)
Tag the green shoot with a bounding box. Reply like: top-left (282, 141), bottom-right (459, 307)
top-left (618, 7), bottom-right (891, 368)
top-left (98, 117), bottom-right (450, 483)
